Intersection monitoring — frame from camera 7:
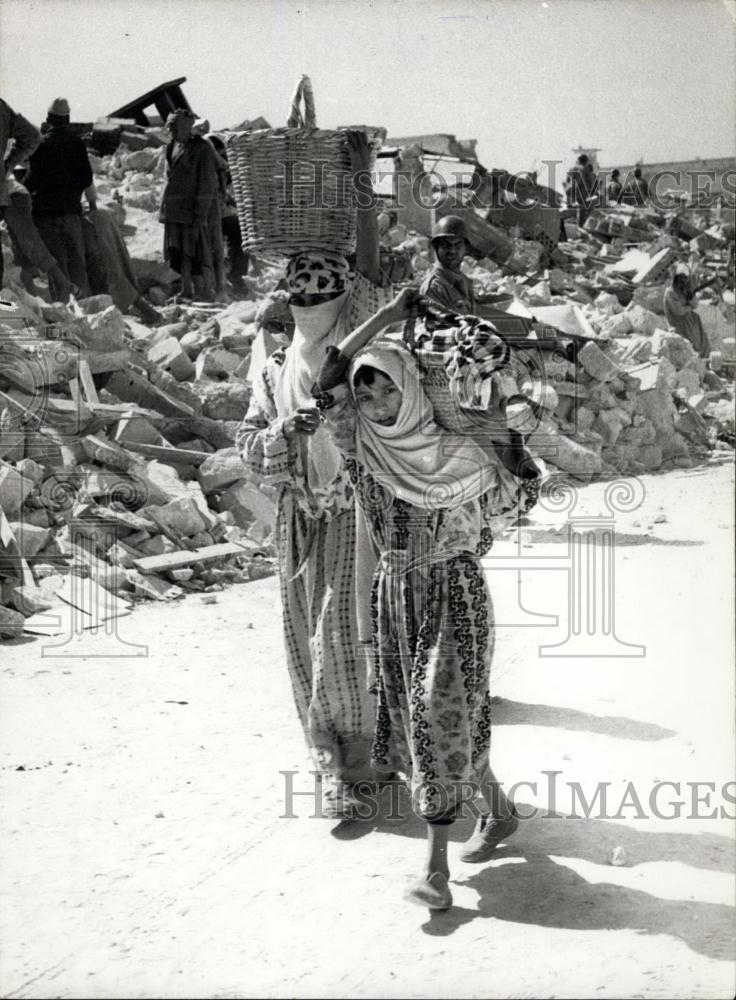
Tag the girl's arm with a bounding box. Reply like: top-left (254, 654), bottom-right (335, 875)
top-left (337, 286), bottom-right (421, 362)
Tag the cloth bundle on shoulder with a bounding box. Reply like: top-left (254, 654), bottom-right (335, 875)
top-left (225, 75), bottom-right (384, 257)
top-left (403, 305), bottom-right (539, 481)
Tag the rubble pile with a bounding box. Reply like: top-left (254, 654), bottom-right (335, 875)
top-left (1, 127), bottom-right (734, 638)
top-left (0, 286), bottom-right (283, 638)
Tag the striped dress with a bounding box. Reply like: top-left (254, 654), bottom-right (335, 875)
top-left (236, 275), bottom-right (392, 812)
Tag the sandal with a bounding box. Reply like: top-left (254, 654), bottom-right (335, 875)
top-left (405, 872), bottom-right (453, 911)
top-left (459, 806), bottom-right (520, 863)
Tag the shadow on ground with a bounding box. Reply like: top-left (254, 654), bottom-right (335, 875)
top-left (361, 794), bottom-right (734, 959)
top-left (490, 697), bottom-right (676, 740)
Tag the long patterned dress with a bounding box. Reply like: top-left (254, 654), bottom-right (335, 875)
top-left (317, 362), bottom-right (539, 822)
top-left (235, 276), bottom-right (391, 811)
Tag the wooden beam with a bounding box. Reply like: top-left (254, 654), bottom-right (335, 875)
top-left (120, 441), bottom-right (212, 466)
top-left (132, 541), bottom-right (256, 574)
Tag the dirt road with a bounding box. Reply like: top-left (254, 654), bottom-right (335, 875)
top-left (1, 461), bottom-right (734, 999)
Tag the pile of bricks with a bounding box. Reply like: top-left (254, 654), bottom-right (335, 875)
top-left (0, 290), bottom-right (279, 639)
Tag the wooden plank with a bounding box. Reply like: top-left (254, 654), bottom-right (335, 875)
top-left (132, 541), bottom-right (255, 574)
top-left (89, 402), bottom-right (169, 425)
top-left (68, 378), bottom-right (83, 406)
top-left (78, 359), bottom-right (100, 405)
top-left (120, 441), bottom-right (212, 466)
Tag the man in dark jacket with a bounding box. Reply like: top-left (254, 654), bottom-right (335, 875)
top-left (159, 108), bottom-right (219, 301)
top-left (25, 97), bottom-right (96, 299)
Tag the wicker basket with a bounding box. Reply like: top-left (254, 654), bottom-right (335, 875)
top-left (225, 76), bottom-right (383, 257)
top-left (411, 346), bottom-right (512, 443)
top-left (411, 345), bottom-right (544, 481)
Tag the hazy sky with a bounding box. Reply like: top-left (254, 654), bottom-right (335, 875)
top-left (1, 0), bottom-right (734, 181)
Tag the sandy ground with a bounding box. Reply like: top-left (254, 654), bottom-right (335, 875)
top-left (1, 460), bottom-right (734, 1000)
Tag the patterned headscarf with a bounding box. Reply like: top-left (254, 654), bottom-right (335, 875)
top-left (285, 252), bottom-right (354, 296)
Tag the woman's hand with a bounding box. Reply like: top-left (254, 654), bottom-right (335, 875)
top-left (283, 407), bottom-right (321, 440)
top-left (385, 286), bottom-right (423, 325)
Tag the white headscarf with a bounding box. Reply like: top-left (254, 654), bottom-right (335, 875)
top-left (272, 254), bottom-right (355, 496)
top-left (348, 341), bottom-right (496, 510)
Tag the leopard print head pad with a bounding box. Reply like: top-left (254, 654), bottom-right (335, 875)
top-left (284, 252), bottom-right (354, 297)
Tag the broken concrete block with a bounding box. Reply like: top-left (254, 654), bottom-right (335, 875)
top-left (631, 248), bottom-right (676, 287)
top-left (7, 523), bottom-right (52, 557)
top-left (81, 434), bottom-right (138, 473)
top-left (670, 369), bottom-right (701, 397)
top-left (3, 583), bottom-right (54, 615)
top-left (594, 291), bottom-right (622, 317)
top-left (144, 496), bottom-right (207, 538)
top-left (15, 458), bottom-right (45, 485)
top-left (527, 419), bottom-right (603, 477)
top-left (654, 330), bottom-right (697, 372)
top-left (592, 409), bottom-right (627, 446)
top-left (555, 381), bottom-right (589, 399)
top-left (125, 569), bottom-right (183, 601)
top-left (169, 568), bottom-right (194, 582)
top-left (228, 482), bottom-right (276, 531)
top-left (637, 443), bottom-right (663, 470)
top-left (575, 405), bottom-right (595, 431)
top-left (190, 531), bottom-right (215, 548)
top-left (180, 329), bottom-right (211, 359)
top-left (599, 312), bottom-right (633, 338)
top-left (197, 448), bottom-right (247, 494)
top-left (107, 369), bottom-right (195, 418)
top-left (0, 461), bottom-right (34, 518)
top-left (86, 305), bottom-right (128, 351)
top-left (553, 395), bottom-right (574, 423)
top-left (120, 148), bottom-right (158, 171)
top-left (578, 341), bottom-right (620, 383)
top-left (0, 605), bottom-right (25, 638)
top-left (108, 542), bottom-right (137, 569)
top-left (155, 322), bottom-right (189, 342)
top-left (619, 420), bottom-right (656, 447)
top-left (137, 534), bottom-right (175, 557)
top-left (542, 357), bottom-right (576, 382)
top-left (585, 383), bottom-right (617, 412)
top-left (195, 347), bottom-right (244, 381)
top-left (626, 304), bottom-right (658, 336)
top-left (24, 508), bottom-right (52, 528)
top-left (631, 284), bottom-right (665, 315)
top-left (114, 415), bottom-right (168, 448)
top-left (195, 382), bottom-right (251, 422)
top-left (147, 337), bottom-right (196, 382)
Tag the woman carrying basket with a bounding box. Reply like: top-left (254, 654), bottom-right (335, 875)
top-left (308, 288), bottom-right (540, 910)
top-left (236, 132), bottom-right (393, 819)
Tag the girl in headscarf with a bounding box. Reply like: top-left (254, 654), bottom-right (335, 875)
top-left (310, 288), bottom-right (540, 911)
top-left (236, 131), bottom-right (393, 819)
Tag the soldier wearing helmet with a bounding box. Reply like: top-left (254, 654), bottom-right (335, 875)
top-left (419, 214), bottom-right (476, 314)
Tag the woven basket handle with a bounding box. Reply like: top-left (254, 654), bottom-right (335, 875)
top-left (287, 75), bottom-right (317, 129)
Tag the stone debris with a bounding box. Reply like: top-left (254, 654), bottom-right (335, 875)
top-left (1, 122), bottom-right (734, 637)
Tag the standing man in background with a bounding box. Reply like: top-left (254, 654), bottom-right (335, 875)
top-left (25, 98), bottom-right (95, 299)
top-left (0, 96), bottom-right (42, 290)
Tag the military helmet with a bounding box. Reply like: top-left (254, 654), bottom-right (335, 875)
top-left (430, 215), bottom-right (469, 248)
